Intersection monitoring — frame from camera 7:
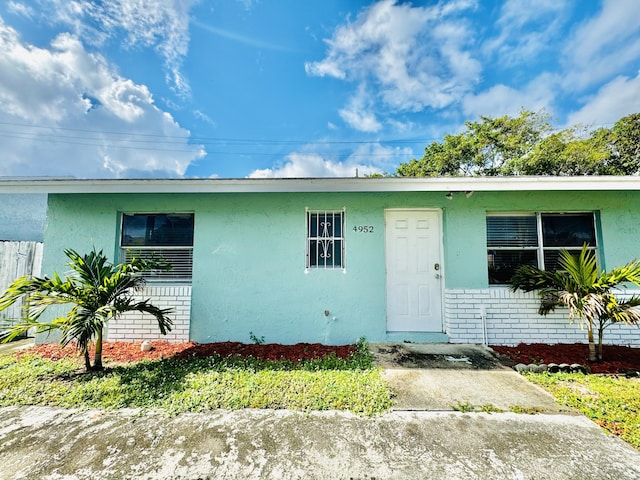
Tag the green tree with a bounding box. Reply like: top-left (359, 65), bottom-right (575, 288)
top-left (397, 110), bottom-right (552, 177)
top-left (0, 248), bottom-right (173, 371)
top-left (508, 127), bottom-right (614, 176)
top-left (510, 245), bottom-right (640, 362)
top-left (610, 113), bottom-right (640, 175)
top-left (397, 110), bottom-right (640, 177)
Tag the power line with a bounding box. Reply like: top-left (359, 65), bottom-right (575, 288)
top-left (0, 120), bottom-right (428, 146)
top-left (0, 131), bottom-right (416, 158)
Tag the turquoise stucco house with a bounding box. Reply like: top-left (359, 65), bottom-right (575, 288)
top-left (3, 175), bottom-right (640, 347)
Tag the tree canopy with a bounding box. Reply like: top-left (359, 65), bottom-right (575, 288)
top-left (396, 111), bottom-right (640, 177)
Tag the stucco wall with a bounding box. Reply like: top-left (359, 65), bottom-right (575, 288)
top-left (0, 194), bottom-right (46, 242)
top-left (41, 190), bottom-right (640, 346)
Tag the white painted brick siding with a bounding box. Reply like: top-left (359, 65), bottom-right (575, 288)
top-left (445, 287), bottom-right (640, 347)
top-left (106, 285), bottom-right (191, 342)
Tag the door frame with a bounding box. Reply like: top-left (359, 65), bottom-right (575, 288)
top-left (384, 208), bottom-right (445, 332)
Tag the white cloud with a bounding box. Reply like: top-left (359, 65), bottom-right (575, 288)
top-left (249, 153), bottom-right (362, 178)
top-left (566, 74), bottom-right (640, 127)
top-left (497, 0), bottom-right (567, 29)
top-left (338, 86), bottom-right (382, 132)
top-left (306, 0), bottom-right (481, 130)
top-left (192, 20), bottom-right (296, 52)
top-left (38, 0), bottom-right (197, 97)
top-left (193, 109), bottom-right (215, 126)
top-left (483, 0), bottom-right (569, 65)
top-left (7, 1), bottom-right (35, 18)
top-left (0, 19), bottom-right (204, 178)
top-left (562, 0), bottom-right (640, 90)
top-left (248, 142), bottom-right (411, 178)
top-left (462, 73), bottom-right (557, 119)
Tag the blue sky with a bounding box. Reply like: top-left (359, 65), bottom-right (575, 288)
top-left (0, 0), bottom-right (639, 179)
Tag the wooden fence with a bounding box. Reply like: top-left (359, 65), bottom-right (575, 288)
top-left (0, 241), bottom-right (43, 327)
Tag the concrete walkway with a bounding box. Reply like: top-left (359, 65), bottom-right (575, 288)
top-left (0, 337), bottom-right (34, 356)
top-left (2, 343), bottom-right (640, 479)
top-left (372, 343), bottom-right (568, 413)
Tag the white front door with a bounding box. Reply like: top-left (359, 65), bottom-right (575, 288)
top-left (385, 210), bottom-right (443, 332)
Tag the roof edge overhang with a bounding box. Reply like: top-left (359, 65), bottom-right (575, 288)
top-left (0, 176), bottom-right (639, 194)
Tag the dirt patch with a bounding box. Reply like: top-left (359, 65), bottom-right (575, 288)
top-left (18, 340), bottom-right (356, 363)
top-left (491, 343), bottom-right (640, 374)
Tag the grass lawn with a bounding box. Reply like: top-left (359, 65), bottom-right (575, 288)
top-left (0, 342), bottom-right (393, 416)
top-left (527, 372), bottom-right (640, 449)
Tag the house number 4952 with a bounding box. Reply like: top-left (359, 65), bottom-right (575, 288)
top-left (353, 225), bottom-right (374, 233)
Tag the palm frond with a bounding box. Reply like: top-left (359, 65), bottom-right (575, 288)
top-left (111, 297), bottom-right (173, 335)
top-left (559, 247), bottom-right (599, 293)
top-left (0, 248), bottom-right (175, 368)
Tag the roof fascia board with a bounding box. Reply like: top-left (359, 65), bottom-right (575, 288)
top-left (0, 176), bottom-right (639, 194)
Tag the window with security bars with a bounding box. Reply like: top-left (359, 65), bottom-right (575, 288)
top-left (487, 212), bottom-right (597, 285)
top-left (306, 209), bottom-right (345, 270)
top-left (120, 213), bottom-right (194, 281)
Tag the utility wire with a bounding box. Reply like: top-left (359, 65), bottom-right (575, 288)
top-left (0, 120), bottom-right (427, 146)
top-left (0, 131), bottom-right (415, 157)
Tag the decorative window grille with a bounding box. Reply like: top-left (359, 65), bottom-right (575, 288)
top-left (120, 213), bottom-right (194, 281)
top-left (306, 208), bottom-right (345, 270)
top-left (486, 212), bottom-right (597, 285)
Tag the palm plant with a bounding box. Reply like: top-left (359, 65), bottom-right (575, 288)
top-left (511, 244), bottom-right (640, 362)
top-left (0, 248), bottom-right (173, 371)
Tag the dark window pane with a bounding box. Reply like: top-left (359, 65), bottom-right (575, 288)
top-left (122, 214), bottom-right (194, 247)
top-left (543, 248), bottom-right (591, 271)
top-left (542, 213), bottom-right (595, 247)
top-left (488, 249), bottom-right (538, 285)
top-left (309, 213), bottom-right (342, 238)
top-left (333, 213), bottom-right (342, 237)
top-left (487, 216), bottom-right (538, 247)
top-left (309, 239), bottom-right (340, 268)
top-left (309, 240), bottom-right (319, 267)
top-left (121, 214), bottom-right (148, 246)
top-left (333, 239), bottom-right (343, 266)
top-left (309, 214), bottom-right (318, 237)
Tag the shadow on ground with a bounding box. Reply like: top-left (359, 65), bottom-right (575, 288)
top-left (371, 343), bottom-right (502, 370)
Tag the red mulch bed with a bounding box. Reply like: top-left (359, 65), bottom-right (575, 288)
top-left (491, 343), bottom-right (640, 374)
top-left (19, 341), bottom-right (356, 363)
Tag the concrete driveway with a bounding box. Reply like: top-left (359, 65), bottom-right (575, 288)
top-left (2, 406), bottom-right (639, 480)
top-left (1, 343), bottom-right (640, 479)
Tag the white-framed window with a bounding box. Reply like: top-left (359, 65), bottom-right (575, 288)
top-left (486, 212), bottom-right (597, 285)
top-left (306, 208), bottom-right (345, 270)
top-left (120, 213), bottom-right (194, 281)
